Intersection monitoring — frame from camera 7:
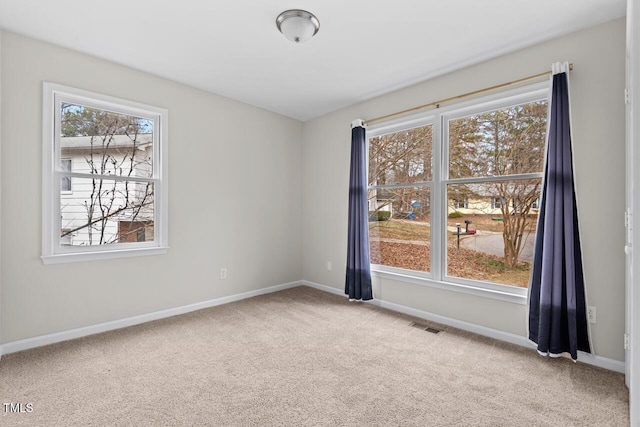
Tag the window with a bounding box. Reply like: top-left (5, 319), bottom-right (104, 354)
top-left (42, 83), bottom-right (168, 264)
top-left (367, 83), bottom-right (547, 300)
top-left (490, 197), bottom-right (505, 210)
top-left (60, 229), bottom-right (74, 246)
top-left (117, 221), bottom-right (153, 243)
top-left (531, 198), bottom-right (540, 210)
top-left (368, 123), bottom-right (432, 273)
top-left (452, 198), bottom-right (469, 210)
top-left (61, 159), bottom-right (72, 192)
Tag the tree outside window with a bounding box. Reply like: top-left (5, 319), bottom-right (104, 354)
top-left (42, 83), bottom-right (168, 264)
top-left (367, 87), bottom-right (547, 289)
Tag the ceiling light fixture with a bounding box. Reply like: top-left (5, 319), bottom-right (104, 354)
top-left (276, 9), bottom-right (320, 43)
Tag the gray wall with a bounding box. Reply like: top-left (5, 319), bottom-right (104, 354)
top-left (302, 18), bottom-right (627, 361)
top-left (0, 31), bottom-right (303, 343)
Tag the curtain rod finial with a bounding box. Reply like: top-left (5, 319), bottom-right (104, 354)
top-left (351, 119), bottom-right (365, 128)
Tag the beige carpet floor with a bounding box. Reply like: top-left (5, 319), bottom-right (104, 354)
top-left (0, 286), bottom-right (629, 426)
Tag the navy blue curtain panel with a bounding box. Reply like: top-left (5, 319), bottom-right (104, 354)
top-left (528, 63), bottom-right (590, 360)
top-left (345, 120), bottom-right (373, 301)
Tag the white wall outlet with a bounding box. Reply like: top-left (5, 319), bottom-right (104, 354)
top-left (327, 261), bottom-right (332, 271)
top-left (220, 268), bottom-right (228, 280)
top-left (587, 306), bottom-right (596, 324)
top-left (624, 333), bottom-right (630, 350)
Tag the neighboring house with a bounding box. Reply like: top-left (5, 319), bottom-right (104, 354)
top-left (368, 188), bottom-right (430, 220)
top-left (368, 190), bottom-right (393, 215)
top-left (447, 183), bottom-right (540, 216)
top-left (60, 133), bottom-right (154, 246)
top-left (368, 188), bottom-right (539, 219)
top-left (447, 196), bottom-right (540, 216)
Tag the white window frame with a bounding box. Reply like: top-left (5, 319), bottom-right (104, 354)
top-left (367, 82), bottom-right (548, 304)
top-left (42, 82), bottom-right (169, 264)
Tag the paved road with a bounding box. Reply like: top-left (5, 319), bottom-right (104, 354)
top-left (458, 231), bottom-right (535, 263)
top-left (372, 220), bottom-right (536, 262)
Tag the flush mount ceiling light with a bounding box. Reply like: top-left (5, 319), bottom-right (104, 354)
top-left (276, 9), bottom-right (320, 43)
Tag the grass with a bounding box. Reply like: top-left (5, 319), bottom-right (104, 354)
top-left (369, 216), bottom-right (532, 288)
top-left (447, 244), bottom-right (531, 287)
top-left (447, 213), bottom-right (538, 233)
top-left (369, 218), bottom-right (430, 241)
top-left (447, 214), bottom-right (503, 232)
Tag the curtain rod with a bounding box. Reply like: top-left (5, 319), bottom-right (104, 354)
top-left (363, 63), bottom-right (573, 126)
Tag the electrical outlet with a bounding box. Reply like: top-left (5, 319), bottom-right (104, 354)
top-left (327, 261), bottom-right (332, 271)
top-left (220, 268), bottom-right (228, 280)
top-left (624, 334), bottom-right (630, 350)
top-left (587, 306), bottom-right (596, 324)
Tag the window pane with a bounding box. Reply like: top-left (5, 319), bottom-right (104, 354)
top-left (446, 179), bottom-right (541, 287)
top-left (60, 177), bottom-right (154, 246)
top-left (60, 103), bottom-right (153, 178)
top-left (448, 100), bottom-right (547, 179)
top-left (368, 125), bottom-right (432, 186)
top-left (61, 159), bottom-right (72, 192)
top-left (369, 187), bottom-right (430, 272)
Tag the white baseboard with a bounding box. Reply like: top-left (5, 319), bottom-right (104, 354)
top-left (301, 280), bottom-right (625, 374)
top-left (302, 280), bottom-right (345, 296)
top-left (1, 279), bottom-right (625, 374)
top-left (0, 280), bottom-right (303, 357)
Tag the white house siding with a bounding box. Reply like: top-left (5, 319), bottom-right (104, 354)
top-left (60, 134), bottom-right (154, 246)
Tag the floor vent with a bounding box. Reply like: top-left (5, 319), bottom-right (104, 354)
top-left (410, 322), bottom-right (442, 334)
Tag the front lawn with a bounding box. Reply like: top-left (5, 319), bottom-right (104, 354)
top-left (369, 217), bottom-right (531, 288)
top-left (369, 218), bottom-right (429, 241)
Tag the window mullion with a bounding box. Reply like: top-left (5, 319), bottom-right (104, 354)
top-left (444, 172), bottom-right (544, 185)
top-left (369, 182), bottom-right (431, 191)
top-left (60, 171), bottom-right (157, 184)
top-left (431, 114), bottom-right (444, 281)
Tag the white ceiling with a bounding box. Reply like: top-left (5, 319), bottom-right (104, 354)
top-left (0, 0), bottom-right (627, 121)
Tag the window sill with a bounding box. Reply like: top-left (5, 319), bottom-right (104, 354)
top-left (371, 268), bottom-right (527, 305)
top-left (42, 246), bottom-right (169, 264)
